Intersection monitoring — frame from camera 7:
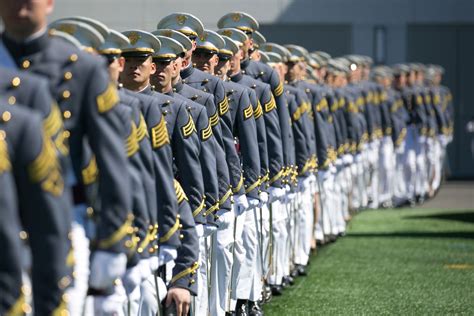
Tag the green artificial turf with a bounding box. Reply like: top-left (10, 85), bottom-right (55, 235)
top-left (263, 208), bottom-right (474, 315)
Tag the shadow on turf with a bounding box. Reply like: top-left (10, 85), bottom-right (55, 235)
top-left (346, 231), bottom-right (474, 239)
top-left (404, 210), bottom-right (474, 224)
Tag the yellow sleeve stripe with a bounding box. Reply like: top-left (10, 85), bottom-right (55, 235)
top-left (170, 261), bottom-right (199, 284)
top-left (97, 213), bottom-right (134, 249)
top-left (245, 178), bottom-right (261, 194)
top-left (219, 188), bottom-right (232, 206)
top-left (264, 95), bottom-right (277, 113)
top-left (97, 82), bottom-right (119, 113)
top-left (273, 81), bottom-right (284, 97)
top-left (137, 226), bottom-right (157, 254)
top-left (181, 114), bottom-right (197, 138)
top-left (203, 202), bottom-right (219, 216)
top-left (43, 103), bottom-right (63, 138)
top-left (243, 104), bottom-right (254, 120)
top-left (174, 180), bottom-right (188, 204)
top-left (82, 156), bottom-right (98, 185)
top-left (137, 114), bottom-right (149, 142)
top-left (268, 169), bottom-right (284, 185)
top-left (192, 198), bottom-right (206, 218)
top-left (151, 118), bottom-right (170, 149)
top-left (218, 96), bottom-right (229, 116)
top-left (201, 121), bottom-right (213, 141)
top-left (159, 215), bottom-right (180, 243)
top-left (254, 101), bottom-right (263, 119)
top-left (209, 111), bottom-right (220, 127)
top-left (126, 122), bottom-right (139, 157)
top-left (6, 292), bottom-right (25, 316)
top-left (0, 137), bottom-right (11, 174)
top-left (232, 174), bottom-right (244, 194)
top-left (292, 102), bottom-right (307, 121)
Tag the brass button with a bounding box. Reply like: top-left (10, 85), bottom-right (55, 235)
top-left (189, 279), bottom-right (195, 284)
top-left (2, 111), bottom-right (11, 122)
top-left (63, 130), bottom-right (71, 138)
top-left (64, 72), bottom-right (73, 80)
top-left (63, 110), bottom-right (72, 119)
top-left (179, 234), bottom-right (184, 240)
top-left (19, 230), bottom-right (28, 240)
top-left (11, 77), bottom-right (21, 87)
top-left (62, 90), bottom-right (71, 99)
top-left (22, 60), bottom-right (30, 69)
top-left (8, 96), bottom-right (16, 105)
top-left (69, 54), bottom-right (78, 62)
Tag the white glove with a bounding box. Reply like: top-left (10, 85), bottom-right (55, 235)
top-left (215, 209), bottom-right (234, 230)
top-left (259, 191), bottom-right (269, 206)
top-left (335, 158), bottom-right (343, 167)
top-left (234, 194), bottom-right (249, 216)
top-left (267, 186), bottom-right (286, 203)
top-left (93, 283), bottom-right (127, 315)
top-left (247, 197), bottom-right (260, 209)
top-left (329, 164), bottom-right (337, 174)
top-left (419, 135), bottom-right (427, 143)
top-left (195, 224), bottom-right (204, 238)
top-left (158, 245), bottom-right (177, 267)
top-left (318, 170), bottom-right (331, 182)
top-left (203, 225), bottom-right (217, 237)
top-left (89, 251), bottom-right (127, 290)
top-left (297, 175), bottom-right (313, 192)
top-left (122, 264), bottom-right (142, 294)
top-left (355, 154), bottom-right (363, 163)
top-left (343, 154), bottom-right (353, 165)
top-left (147, 256), bottom-right (159, 274)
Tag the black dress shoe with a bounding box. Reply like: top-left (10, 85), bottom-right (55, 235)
top-left (296, 264), bottom-right (307, 276)
top-left (248, 301), bottom-right (263, 316)
top-left (290, 268), bottom-right (298, 278)
top-left (236, 299), bottom-right (249, 316)
top-left (263, 285), bottom-right (272, 303)
top-left (270, 285), bottom-right (283, 296)
top-left (282, 276), bottom-right (294, 287)
top-left (226, 312), bottom-right (236, 316)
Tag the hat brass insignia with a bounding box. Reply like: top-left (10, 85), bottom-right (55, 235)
top-left (128, 32), bottom-right (141, 45)
top-left (232, 13), bottom-right (241, 22)
top-left (56, 24), bottom-right (77, 36)
top-left (176, 15), bottom-right (188, 25)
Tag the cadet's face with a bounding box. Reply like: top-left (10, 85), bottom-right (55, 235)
top-left (107, 56), bottom-right (125, 83)
top-left (121, 56), bottom-right (155, 86)
top-left (286, 62), bottom-right (298, 81)
top-left (216, 59), bottom-right (230, 78)
top-left (153, 59), bottom-right (176, 89)
top-left (407, 71), bottom-right (416, 85)
top-left (250, 49), bottom-right (260, 61)
top-left (229, 49), bottom-right (243, 75)
top-left (0, 0), bottom-right (53, 38)
top-left (193, 50), bottom-right (217, 74)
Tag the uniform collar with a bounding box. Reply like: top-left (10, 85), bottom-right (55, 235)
top-left (139, 85), bottom-right (154, 95)
top-left (230, 71), bottom-right (244, 83)
top-left (241, 58), bottom-right (250, 70)
top-left (2, 30), bottom-right (49, 62)
top-left (173, 80), bottom-right (184, 93)
top-left (180, 64), bottom-right (195, 80)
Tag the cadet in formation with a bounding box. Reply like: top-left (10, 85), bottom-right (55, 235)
top-left (0, 1), bottom-right (453, 315)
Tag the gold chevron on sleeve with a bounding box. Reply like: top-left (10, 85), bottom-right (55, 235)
top-left (218, 96), bottom-right (229, 116)
top-left (201, 121), bottom-right (213, 141)
top-left (243, 104), bottom-right (254, 120)
top-left (181, 114), bottom-right (197, 138)
top-left (273, 80), bottom-right (284, 97)
top-left (136, 114), bottom-right (149, 141)
top-left (264, 95), bottom-right (277, 113)
top-left (254, 101), bottom-right (263, 119)
top-left (209, 111), bottom-right (220, 127)
top-left (96, 82), bottom-right (119, 113)
top-left (174, 179), bottom-right (188, 204)
top-left (151, 118), bottom-right (170, 149)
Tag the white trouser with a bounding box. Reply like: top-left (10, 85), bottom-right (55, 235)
top-left (378, 137), bottom-right (395, 204)
top-left (333, 167), bottom-right (347, 234)
top-left (393, 142), bottom-right (408, 205)
top-left (283, 196), bottom-right (295, 277)
top-left (404, 127), bottom-right (418, 201)
top-left (233, 205), bottom-right (259, 301)
top-left (415, 136), bottom-right (428, 197)
top-left (92, 284), bottom-right (127, 316)
top-left (432, 138), bottom-right (443, 191)
top-left (425, 137), bottom-right (437, 193)
top-left (268, 199), bottom-right (287, 285)
top-left (196, 235), bottom-right (211, 316)
top-left (209, 211), bottom-right (235, 316)
top-left (295, 179), bottom-right (314, 266)
top-left (66, 207), bottom-right (90, 316)
top-left (367, 141), bottom-right (380, 209)
top-left (229, 205), bottom-right (245, 310)
top-left (137, 274), bottom-right (166, 315)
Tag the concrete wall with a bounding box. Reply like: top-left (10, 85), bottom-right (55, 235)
top-left (49, 0), bottom-right (474, 64)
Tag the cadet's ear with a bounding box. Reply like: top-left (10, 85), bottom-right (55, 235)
top-left (211, 54), bottom-right (219, 67)
top-left (46, 0), bottom-right (55, 15)
top-left (149, 57), bottom-right (156, 75)
top-left (118, 56), bottom-right (125, 73)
